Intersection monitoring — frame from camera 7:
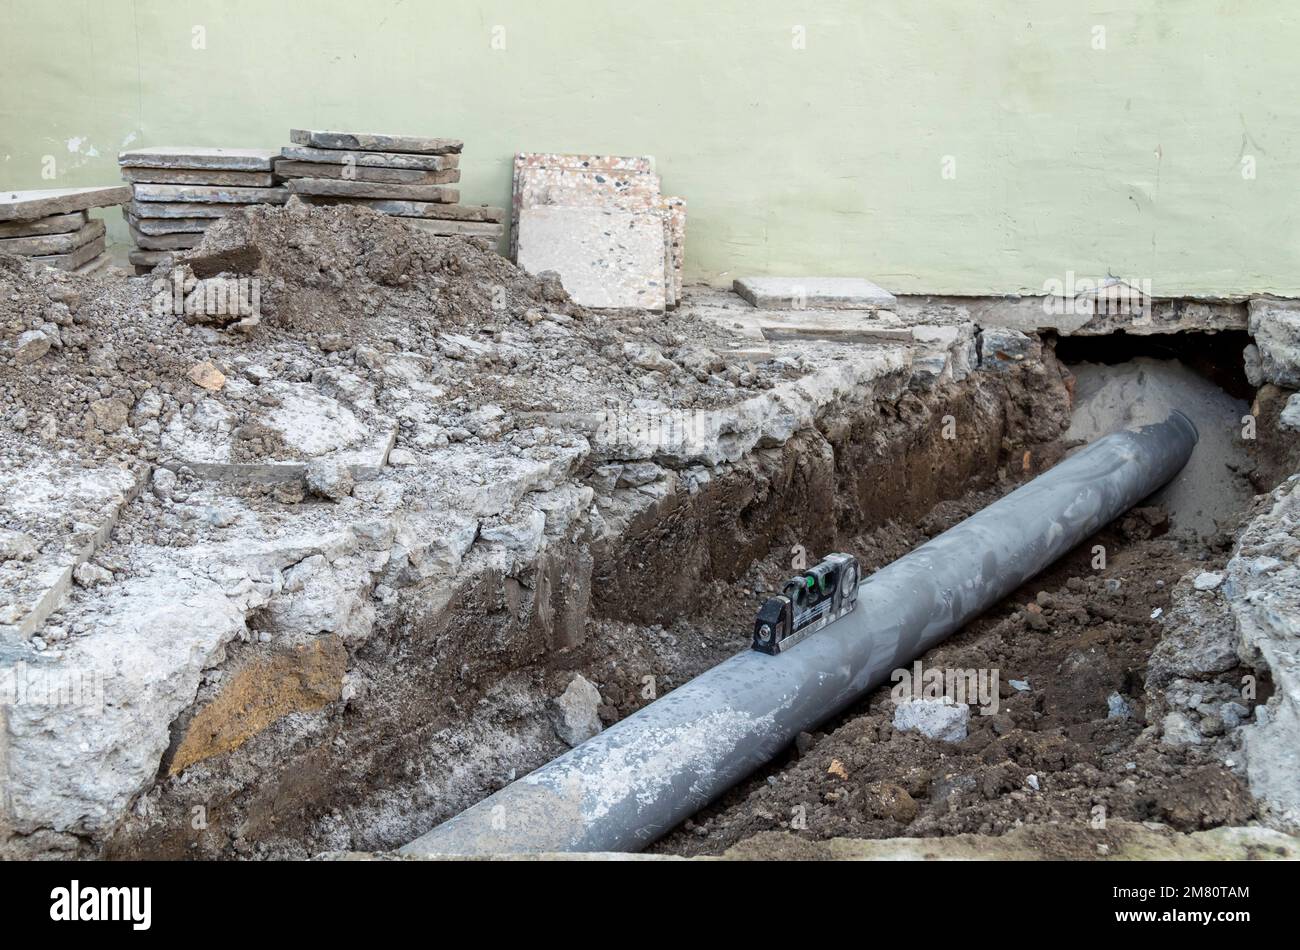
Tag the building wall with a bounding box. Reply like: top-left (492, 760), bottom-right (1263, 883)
top-left (2, 0), bottom-right (1297, 295)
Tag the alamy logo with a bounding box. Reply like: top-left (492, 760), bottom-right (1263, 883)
top-left (49, 880), bottom-right (151, 931)
top-left (890, 660), bottom-right (1000, 715)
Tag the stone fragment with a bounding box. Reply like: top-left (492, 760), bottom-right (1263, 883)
top-left (188, 360), bottom-right (227, 391)
top-left (1193, 571), bottom-right (1224, 591)
top-left (274, 160), bottom-right (458, 184)
top-left (0, 211), bottom-right (87, 238)
top-left (132, 183), bottom-right (289, 205)
top-left (860, 781), bottom-right (918, 823)
top-left (0, 219), bottom-right (105, 256)
top-left (118, 146), bottom-right (280, 171)
top-left (72, 562), bottom-right (112, 588)
top-left (89, 398), bottom-right (129, 433)
top-left (550, 674), bottom-right (603, 747)
top-left (289, 129), bottom-right (463, 155)
top-left (516, 207), bottom-right (666, 310)
top-left (0, 186), bottom-right (131, 221)
top-left (1280, 393), bottom-right (1300, 432)
top-left (279, 145), bottom-right (459, 171)
top-left (14, 330), bottom-right (52, 364)
top-left (1162, 711), bottom-right (1203, 748)
top-left (305, 459), bottom-right (355, 501)
top-left (733, 276), bottom-right (896, 311)
top-left (284, 178), bottom-right (459, 203)
top-left (892, 698), bottom-right (970, 743)
top-left (1247, 299), bottom-right (1300, 388)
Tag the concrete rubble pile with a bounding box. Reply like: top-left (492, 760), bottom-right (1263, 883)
top-left (0, 186), bottom-right (128, 276)
top-left (277, 128), bottom-right (505, 242)
top-left (0, 200), bottom-right (1030, 859)
top-left (119, 147), bottom-right (286, 276)
top-left (512, 153), bottom-right (686, 311)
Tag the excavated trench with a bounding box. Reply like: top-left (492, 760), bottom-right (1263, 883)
top-left (101, 330), bottom-right (1283, 860)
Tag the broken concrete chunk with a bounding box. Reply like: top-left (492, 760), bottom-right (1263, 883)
top-left (892, 698), bottom-right (970, 743)
top-left (979, 327), bottom-right (1036, 370)
top-left (14, 330), bottom-right (52, 364)
top-left (1246, 299), bottom-right (1300, 388)
top-left (306, 459), bottom-right (356, 501)
top-left (550, 674), bottom-right (603, 747)
top-left (187, 360), bottom-right (227, 391)
top-left (1193, 571), bottom-right (1224, 591)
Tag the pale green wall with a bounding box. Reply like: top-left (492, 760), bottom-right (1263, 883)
top-left (2, 0), bottom-right (1298, 296)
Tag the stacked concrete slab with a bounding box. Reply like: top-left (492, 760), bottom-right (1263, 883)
top-left (512, 153), bottom-right (687, 311)
top-left (118, 147), bottom-right (285, 275)
top-left (277, 129), bottom-right (505, 241)
top-left (0, 186), bottom-right (129, 275)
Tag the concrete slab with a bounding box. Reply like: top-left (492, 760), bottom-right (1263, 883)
top-left (696, 307), bottom-right (913, 344)
top-left (293, 196), bottom-right (504, 221)
top-left (734, 277), bottom-right (897, 311)
top-left (516, 206), bottom-right (666, 310)
top-left (0, 457), bottom-right (145, 640)
top-left (128, 248), bottom-right (177, 267)
top-left (289, 129), bottom-right (463, 155)
top-left (401, 218), bottom-right (506, 239)
top-left (120, 167), bottom-right (275, 187)
top-left (0, 219), bottom-right (105, 256)
top-left (275, 161), bottom-right (457, 185)
top-left (126, 200), bottom-right (245, 220)
top-left (279, 146), bottom-right (459, 172)
top-left (72, 251), bottom-right (115, 276)
top-left (285, 178), bottom-right (459, 203)
top-left (0, 211), bottom-right (87, 239)
top-left (32, 236), bottom-right (106, 272)
top-left (128, 227), bottom-right (203, 251)
top-left (132, 183), bottom-right (289, 205)
top-left (118, 147), bottom-right (279, 172)
top-left (123, 212), bottom-right (213, 235)
top-left (0, 186), bottom-right (131, 222)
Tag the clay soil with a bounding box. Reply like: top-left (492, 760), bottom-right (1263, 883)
top-left (648, 494), bottom-right (1258, 856)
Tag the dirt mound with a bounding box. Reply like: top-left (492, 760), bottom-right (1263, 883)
top-left (182, 201), bottom-right (571, 333)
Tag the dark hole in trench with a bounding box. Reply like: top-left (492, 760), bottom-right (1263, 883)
top-left (1052, 329), bottom-right (1254, 401)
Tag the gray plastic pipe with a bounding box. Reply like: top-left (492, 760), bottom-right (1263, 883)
top-left (403, 412), bottom-right (1198, 855)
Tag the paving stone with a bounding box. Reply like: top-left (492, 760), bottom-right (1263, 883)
top-left (0, 186), bottom-right (131, 221)
top-left (0, 211), bottom-right (87, 238)
top-left (118, 146), bottom-right (280, 171)
top-left (289, 129), bottom-right (463, 155)
top-left (734, 276), bottom-right (897, 311)
top-left (128, 248), bottom-right (178, 267)
top-left (275, 161), bottom-right (458, 185)
top-left (279, 145), bottom-right (459, 171)
top-left (516, 206), bottom-right (666, 310)
top-left (285, 178), bottom-right (459, 203)
top-left (72, 251), bottom-right (114, 276)
top-left (401, 218), bottom-right (505, 239)
top-left (32, 236), bottom-right (106, 271)
top-left (126, 200), bottom-right (246, 219)
top-left (293, 196), bottom-right (504, 221)
top-left (128, 226), bottom-right (203, 251)
top-left (0, 219), bottom-right (105, 256)
top-left (120, 167), bottom-right (275, 187)
top-left (123, 211), bottom-right (213, 234)
top-left (132, 183), bottom-right (289, 205)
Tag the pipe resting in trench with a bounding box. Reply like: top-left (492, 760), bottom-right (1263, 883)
top-left (403, 411), bottom-right (1198, 855)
